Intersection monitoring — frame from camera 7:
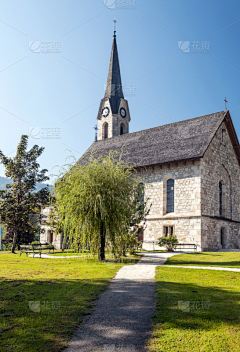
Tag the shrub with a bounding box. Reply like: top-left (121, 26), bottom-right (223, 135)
top-left (158, 235), bottom-right (178, 252)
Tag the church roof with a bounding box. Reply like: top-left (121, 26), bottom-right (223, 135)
top-left (79, 110), bottom-right (240, 168)
top-left (104, 32), bottom-right (124, 114)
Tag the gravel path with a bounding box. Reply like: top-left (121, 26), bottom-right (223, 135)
top-left (28, 254), bottom-right (84, 259)
top-left (64, 252), bottom-right (178, 352)
top-left (164, 265), bottom-right (240, 272)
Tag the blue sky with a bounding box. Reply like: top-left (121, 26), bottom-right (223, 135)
top-left (0, 0), bottom-right (240, 183)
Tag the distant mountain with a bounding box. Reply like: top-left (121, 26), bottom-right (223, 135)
top-left (0, 176), bottom-right (52, 192)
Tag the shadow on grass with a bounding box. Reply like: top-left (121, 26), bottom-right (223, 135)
top-left (0, 278), bottom-right (111, 352)
top-left (0, 255), bottom-right (141, 352)
top-left (154, 277), bottom-right (240, 331)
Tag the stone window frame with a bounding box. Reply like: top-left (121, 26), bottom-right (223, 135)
top-left (215, 164), bottom-right (232, 219)
top-left (218, 178), bottom-right (226, 217)
top-left (163, 176), bottom-right (175, 215)
top-left (220, 226), bottom-right (227, 249)
top-left (219, 181), bottom-right (223, 216)
top-left (103, 122), bottom-right (108, 139)
top-left (120, 122), bottom-right (125, 135)
top-left (163, 225), bottom-right (175, 237)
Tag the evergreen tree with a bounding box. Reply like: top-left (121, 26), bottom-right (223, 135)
top-left (0, 135), bottom-right (50, 253)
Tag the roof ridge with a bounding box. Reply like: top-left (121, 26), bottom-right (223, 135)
top-left (95, 110), bottom-right (226, 143)
top-left (79, 110), bottom-right (232, 168)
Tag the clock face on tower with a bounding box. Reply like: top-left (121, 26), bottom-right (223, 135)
top-left (101, 107), bottom-right (110, 118)
top-left (120, 107), bottom-right (126, 118)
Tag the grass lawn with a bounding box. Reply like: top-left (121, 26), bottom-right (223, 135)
top-left (148, 266), bottom-right (240, 352)
top-left (0, 251), bottom-right (140, 352)
top-left (48, 251), bottom-right (89, 257)
top-left (165, 252), bottom-right (240, 268)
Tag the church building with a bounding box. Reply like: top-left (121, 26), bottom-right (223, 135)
top-left (79, 28), bottom-right (240, 252)
top-left (41, 28), bottom-right (240, 251)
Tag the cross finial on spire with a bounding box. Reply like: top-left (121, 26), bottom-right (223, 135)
top-left (224, 97), bottom-right (228, 111)
top-left (93, 124), bottom-right (98, 142)
top-left (113, 18), bottom-right (117, 37)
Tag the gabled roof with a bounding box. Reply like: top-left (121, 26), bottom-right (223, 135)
top-left (78, 111), bottom-right (240, 168)
top-left (104, 32), bottom-right (124, 114)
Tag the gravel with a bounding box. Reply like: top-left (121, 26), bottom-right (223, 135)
top-left (64, 252), bottom-right (178, 352)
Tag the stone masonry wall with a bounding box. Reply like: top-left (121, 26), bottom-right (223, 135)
top-left (201, 120), bottom-right (240, 249)
top-left (98, 99), bottom-right (129, 140)
top-left (201, 217), bottom-right (240, 251)
top-left (140, 160), bottom-right (202, 250)
top-left (98, 100), bottom-right (114, 140)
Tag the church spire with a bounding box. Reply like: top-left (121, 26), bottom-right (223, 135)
top-left (97, 22), bottom-right (130, 141)
top-left (104, 20), bottom-right (124, 114)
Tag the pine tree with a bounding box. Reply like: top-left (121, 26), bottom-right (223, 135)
top-left (0, 135), bottom-right (50, 253)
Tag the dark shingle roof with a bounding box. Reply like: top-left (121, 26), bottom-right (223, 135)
top-left (104, 34), bottom-right (124, 114)
top-left (79, 111), bottom-right (228, 167)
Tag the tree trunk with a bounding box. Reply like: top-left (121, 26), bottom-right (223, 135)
top-left (98, 222), bottom-right (105, 261)
top-left (11, 230), bottom-right (18, 253)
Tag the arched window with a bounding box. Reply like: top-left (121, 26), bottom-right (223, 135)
top-left (219, 181), bottom-right (223, 216)
top-left (120, 123), bottom-right (125, 135)
top-left (138, 182), bottom-right (144, 203)
top-left (167, 179), bottom-right (174, 213)
top-left (137, 182), bottom-right (145, 216)
top-left (104, 123), bottom-right (108, 139)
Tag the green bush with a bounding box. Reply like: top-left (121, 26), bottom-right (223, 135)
top-left (31, 241), bottom-right (41, 245)
top-left (158, 235), bottom-right (178, 252)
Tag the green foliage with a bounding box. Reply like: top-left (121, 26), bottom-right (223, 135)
top-left (0, 135), bottom-right (50, 253)
top-left (0, 251), bottom-right (140, 352)
top-left (31, 241), bottom-right (41, 245)
top-left (54, 151), bottom-right (149, 260)
top-left (158, 235), bottom-right (178, 252)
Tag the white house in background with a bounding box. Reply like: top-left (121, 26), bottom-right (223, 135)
top-left (40, 207), bottom-right (63, 249)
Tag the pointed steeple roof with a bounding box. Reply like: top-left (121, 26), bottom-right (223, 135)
top-left (104, 30), bottom-right (124, 114)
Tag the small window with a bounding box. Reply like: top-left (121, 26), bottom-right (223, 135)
top-left (221, 228), bottom-right (224, 246)
top-left (120, 123), bottom-right (125, 135)
top-left (104, 123), bottom-right (108, 139)
top-left (222, 128), bottom-right (226, 142)
top-left (167, 179), bottom-right (174, 213)
top-left (163, 226), bottom-right (174, 237)
top-left (219, 181), bottom-right (222, 216)
top-left (138, 183), bottom-right (144, 204)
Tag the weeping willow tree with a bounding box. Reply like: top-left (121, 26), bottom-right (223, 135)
top-left (54, 151), bottom-right (149, 261)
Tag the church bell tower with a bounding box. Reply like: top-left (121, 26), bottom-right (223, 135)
top-left (97, 22), bottom-right (130, 140)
